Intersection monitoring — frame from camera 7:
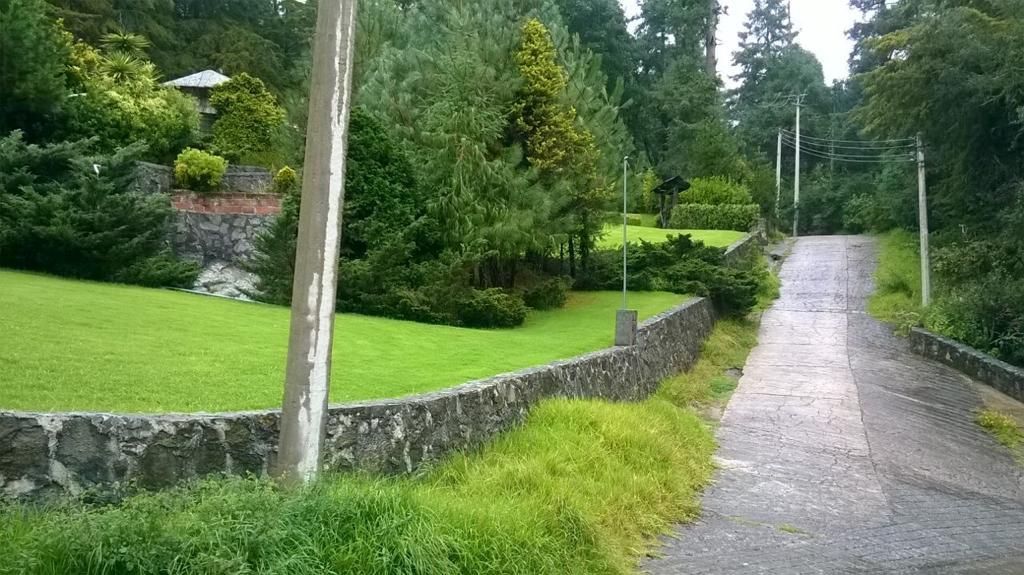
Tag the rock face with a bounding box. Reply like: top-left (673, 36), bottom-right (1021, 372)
top-left (192, 261), bottom-right (259, 299)
top-left (0, 298), bottom-right (716, 500)
top-left (173, 209), bottom-right (276, 264)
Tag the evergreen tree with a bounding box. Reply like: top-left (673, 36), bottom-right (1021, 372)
top-left (729, 0), bottom-right (829, 157)
top-left (0, 0), bottom-right (69, 138)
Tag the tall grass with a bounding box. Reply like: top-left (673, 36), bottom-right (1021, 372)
top-left (0, 400), bottom-right (715, 574)
top-left (869, 230), bottom-right (923, 333)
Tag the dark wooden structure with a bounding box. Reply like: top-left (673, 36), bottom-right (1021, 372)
top-left (653, 176), bottom-right (691, 228)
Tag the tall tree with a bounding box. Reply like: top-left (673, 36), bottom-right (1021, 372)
top-left (0, 0), bottom-right (69, 138)
top-left (729, 0), bottom-right (829, 156)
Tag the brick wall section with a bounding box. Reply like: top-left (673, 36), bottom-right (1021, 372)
top-left (910, 328), bottom-right (1024, 402)
top-left (171, 192), bottom-right (282, 216)
top-left (0, 298), bottom-right (716, 499)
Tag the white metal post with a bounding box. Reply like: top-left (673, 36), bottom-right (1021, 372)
top-left (622, 156), bottom-right (629, 310)
top-left (274, 0), bottom-right (359, 487)
top-left (917, 133), bottom-right (932, 307)
top-left (793, 99), bottom-right (802, 238)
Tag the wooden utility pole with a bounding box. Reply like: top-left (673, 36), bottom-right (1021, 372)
top-left (274, 0), bottom-right (359, 487)
top-left (916, 133), bottom-right (932, 307)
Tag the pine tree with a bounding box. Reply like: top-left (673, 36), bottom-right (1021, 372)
top-left (0, 0), bottom-right (69, 137)
top-left (732, 0), bottom-right (796, 86)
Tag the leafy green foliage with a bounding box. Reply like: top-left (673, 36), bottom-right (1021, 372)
top-left (209, 73), bottom-right (287, 165)
top-left (0, 0), bottom-right (69, 137)
top-left (174, 148), bottom-right (228, 192)
top-left (522, 276), bottom-right (572, 310)
top-left (343, 108), bottom-right (422, 259)
top-left (579, 235), bottom-right (762, 317)
top-left (0, 132), bottom-right (197, 287)
top-left (670, 204), bottom-right (760, 232)
top-left (60, 36), bottom-right (200, 162)
top-left (681, 177), bottom-right (753, 205)
top-left (271, 165), bottom-right (298, 195)
top-left (457, 288), bottom-right (529, 328)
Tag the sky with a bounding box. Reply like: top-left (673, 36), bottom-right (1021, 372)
top-left (619, 0), bottom-right (860, 87)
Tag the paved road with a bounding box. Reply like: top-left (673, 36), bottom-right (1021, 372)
top-left (645, 236), bottom-right (1024, 574)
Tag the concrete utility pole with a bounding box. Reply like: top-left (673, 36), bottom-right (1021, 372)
top-left (917, 133), bottom-right (932, 307)
top-left (792, 96), bottom-right (803, 238)
top-left (274, 0), bottom-right (359, 487)
top-left (775, 130), bottom-right (783, 223)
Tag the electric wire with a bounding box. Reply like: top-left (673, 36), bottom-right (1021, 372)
top-left (781, 129), bottom-right (915, 146)
top-left (780, 138), bottom-right (916, 163)
top-left (781, 137), bottom-right (915, 158)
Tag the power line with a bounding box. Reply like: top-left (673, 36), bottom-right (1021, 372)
top-left (778, 138), bottom-right (917, 153)
top-left (782, 136), bottom-right (916, 157)
top-left (780, 138), bottom-right (915, 163)
top-left (781, 129), bottom-right (915, 146)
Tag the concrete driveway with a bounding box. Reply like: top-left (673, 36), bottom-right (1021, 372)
top-left (645, 236), bottom-right (1024, 574)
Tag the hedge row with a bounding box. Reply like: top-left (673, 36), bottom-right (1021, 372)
top-left (670, 203), bottom-right (760, 232)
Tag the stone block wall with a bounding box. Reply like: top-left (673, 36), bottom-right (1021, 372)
top-left (910, 328), bottom-right (1024, 402)
top-left (132, 162), bottom-right (273, 196)
top-left (171, 192), bottom-right (281, 264)
top-left (0, 298), bottom-right (716, 499)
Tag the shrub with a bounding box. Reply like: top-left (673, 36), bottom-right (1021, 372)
top-left (457, 288), bottom-right (528, 328)
top-left (174, 147), bottom-right (227, 192)
top-left (272, 166), bottom-right (298, 196)
top-left (113, 251), bottom-right (199, 288)
top-left (522, 276), bottom-right (571, 310)
top-left (0, 132), bottom-right (197, 287)
top-left (577, 235), bottom-right (762, 317)
top-left (209, 73), bottom-right (286, 164)
top-left (670, 203), bottom-right (759, 231)
top-left (680, 177), bottom-right (753, 205)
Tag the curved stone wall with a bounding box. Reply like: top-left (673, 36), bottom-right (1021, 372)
top-left (0, 299), bottom-right (716, 499)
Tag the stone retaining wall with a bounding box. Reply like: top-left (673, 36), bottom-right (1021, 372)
top-left (172, 192), bottom-right (281, 264)
top-left (0, 299), bottom-right (715, 499)
top-left (723, 223), bottom-right (766, 267)
top-left (133, 163), bottom-right (272, 196)
top-left (910, 328), bottom-right (1024, 403)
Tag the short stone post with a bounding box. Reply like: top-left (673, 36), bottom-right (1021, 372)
top-left (615, 309), bottom-right (638, 346)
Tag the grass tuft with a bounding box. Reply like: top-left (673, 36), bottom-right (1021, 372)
top-left (977, 409), bottom-right (1024, 450)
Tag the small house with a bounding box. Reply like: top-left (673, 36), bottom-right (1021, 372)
top-left (163, 70), bottom-right (231, 132)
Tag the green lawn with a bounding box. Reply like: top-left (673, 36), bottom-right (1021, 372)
top-left (0, 269), bottom-right (686, 413)
top-left (598, 224), bottom-right (745, 250)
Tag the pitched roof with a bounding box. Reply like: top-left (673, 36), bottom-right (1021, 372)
top-left (163, 70), bottom-right (231, 89)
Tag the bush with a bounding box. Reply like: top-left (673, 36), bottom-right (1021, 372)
top-left (680, 177), bottom-right (753, 205)
top-left (577, 235), bottom-right (762, 317)
top-left (456, 288), bottom-right (528, 328)
top-left (113, 251), bottom-right (199, 288)
top-left (272, 166), bottom-right (299, 196)
top-left (522, 276), bottom-right (571, 310)
top-left (174, 148), bottom-right (227, 192)
top-left (209, 73), bottom-right (287, 164)
top-left (926, 278), bottom-right (1024, 367)
top-left (670, 203), bottom-right (759, 231)
top-left (0, 132), bottom-right (198, 287)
